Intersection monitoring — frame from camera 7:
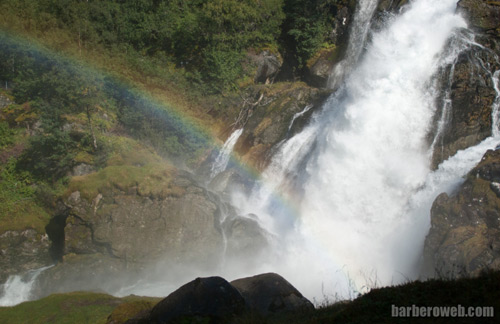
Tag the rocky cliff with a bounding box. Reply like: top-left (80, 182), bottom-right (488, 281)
top-left (431, 0), bottom-right (500, 167)
top-left (423, 0), bottom-right (500, 279)
top-left (425, 148), bottom-right (500, 277)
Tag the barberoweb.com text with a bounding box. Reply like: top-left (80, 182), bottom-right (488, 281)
top-left (392, 304), bottom-right (494, 318)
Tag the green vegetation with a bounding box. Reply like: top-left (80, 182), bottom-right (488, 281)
top-left (0, 0), bottom-right (285, 93)
top-left (0, 158), bottom-right (51, 233)
top-left (280, 0), bottom-right (354, 71)
top-left (66, 136), bottom-right (185, 201)
top-left (0, 292), bottom-right (160, 324)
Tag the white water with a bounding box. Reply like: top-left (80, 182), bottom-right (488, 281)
top-left (6, 0), bottom-right (500, 307)
top-left (0, 266), bottom-right (52, 306)
top-left (229, 0), bottom-right (499, 300)
top-left (327, 0), bottom-right (378, 89)
top-left (492, 70), bottom-right (500, 136)
top-left (210, 128), bottom-right (243, 179)
top-left (288, 105), bottom-right (313, 132)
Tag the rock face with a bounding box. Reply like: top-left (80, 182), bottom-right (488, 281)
top-left (63, 171), bottom-right (224, 267)
top-left (424, 149), bottom-right (500, 278)
top-left (431, 0), bottom-right (500, 167)
top-left (0, 229), bottom-right (51, 283)
top-left (32, 169), bottom-right (236, 297)
top-left (231, 273), bottom-right (314, 316)
top-left (146, 277), bottom-right (246, 324)
top-left (222, 214), bottom-right (269, 268)
top-left (232, 83), bottom-right (330, 171)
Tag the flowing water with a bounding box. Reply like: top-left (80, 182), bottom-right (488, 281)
top-left (3, 0), bottom-right (500, 306)
top-left (229, 0), bottom-right (500, 300)
top-left (327, 0), bottom-right (378, 89)
top-left (210, 128), bottom-right (244, 179)
top-left (0, 266), bottom-right (52, 307)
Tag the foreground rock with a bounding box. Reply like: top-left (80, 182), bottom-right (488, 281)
top-left (142, 277), bottom-right (246, 324)
top-left (125, 273), bottom-right (313, 323)
top-left (424, 148), bottom-right (500, 278)
top-left (231, 273), bottom-right (314, 316)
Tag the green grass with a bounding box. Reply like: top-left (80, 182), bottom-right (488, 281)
top-left (0, 157), bottom-right (51, 233)
top-left (65, 136), bottom-right (184, 201)
top-left (0, 292), bottom-right (160, 324)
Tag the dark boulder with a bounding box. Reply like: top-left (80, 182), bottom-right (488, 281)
top-left (231, 273), bottom-right (314, 316)
top-left (146, 276), bottom-right (246, 324)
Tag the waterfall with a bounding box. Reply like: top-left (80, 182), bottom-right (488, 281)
top-left (288, 105), bottom-right (312, 132)
top-left (0, 266), bottom-right (52, 307)
top-left (210, 128), bottom-right (243, 179)
top-left (492, 70), bottom-right (500, 136)
top-left (327, 0), bottom-right (378, 89)
top-left (231, 0), bottom-right (485, 300)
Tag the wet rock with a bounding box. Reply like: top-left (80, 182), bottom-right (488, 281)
top-left (457, 0), bottom-right (500, 36)
top-left (231, 273), bottom-right (314, 316)
top-left (0, 229), bottom-right (51, 283)
top-left (146, 276), bottom-right (245, 324)
top-left (430, 0), bottom-right (500, 167)
top-left (222, 214), bottom-right (269, 267)
top-left (430, 50), bottom-right (499, 168)
top-left (233, 83), bottom-right (330, 171)
top-left (305, 47), bottom-right (341, 88)
top-left (207, 169), bottom-right (254, 199)
top-left (33, 253), bottom-right (127, 298)
top-left (424, 149), bottom-right (500, 278)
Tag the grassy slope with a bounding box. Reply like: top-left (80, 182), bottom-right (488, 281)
top-left (0, 4), bottom-right (226, 234)
top-left (0, 4), bottom-right (226, 137)
top-left (0, 292), bottom-right (160, 324)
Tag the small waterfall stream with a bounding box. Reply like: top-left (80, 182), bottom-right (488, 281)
top-left (0, 266), bottom-right (52, 307)
top-left (210, 128), bottom-right (244, 179)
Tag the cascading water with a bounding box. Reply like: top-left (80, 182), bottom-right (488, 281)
top-left (0, 265), bottom-right (52, 306)
top-left (230, 0), bottom-right (500, 300)
top-left (327, 0), bottom-right (378, 89)
top-left (210, 128), bottom-right (244, 179)
top-left (491, 70), bottom-right (500, 136)
top-left (288, 105), bottom-right (312, 132)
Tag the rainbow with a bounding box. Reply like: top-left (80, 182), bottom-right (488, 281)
top-left (0, 28), bottom-right (359, 300)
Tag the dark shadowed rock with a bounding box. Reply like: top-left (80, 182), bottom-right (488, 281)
top-left (231, 273), bottom-right (314, 316)
top-left (424, 149), bottom-right (500, 278)
top-left (147, 276), bottom-right (245, 324)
